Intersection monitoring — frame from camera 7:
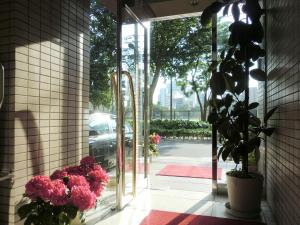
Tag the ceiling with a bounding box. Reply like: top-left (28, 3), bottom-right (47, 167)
top-left (99, 0), bottom-right (215, 21)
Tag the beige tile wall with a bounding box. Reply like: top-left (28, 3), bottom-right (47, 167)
top-left (259, 1), bottom-right (300, 225)
top-left (0, 0), bottom-right (90, 224)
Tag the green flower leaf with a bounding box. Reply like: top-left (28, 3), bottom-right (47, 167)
top-left (65, 205), bottom-right (78, 219)
top-left (17, 203), bottom-right (35, 220)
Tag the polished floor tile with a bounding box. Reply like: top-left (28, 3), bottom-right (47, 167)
top-left (94, 189), bottom-right (276, 225)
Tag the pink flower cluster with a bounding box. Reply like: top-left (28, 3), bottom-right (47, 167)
top-left (25, 156), bottom-right (109, 212)
top-left (150, 133), bottom-right (161, 144)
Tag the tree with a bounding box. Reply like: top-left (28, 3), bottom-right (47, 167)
top-left (89, 0), bottom-right (117, 110)
top-left (176, 20), bottom-right (230, 121)
top-left (149, 18), bottom-right (201, 120)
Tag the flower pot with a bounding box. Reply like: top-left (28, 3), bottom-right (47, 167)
top-left (226, 172), bottom-right (263, 218)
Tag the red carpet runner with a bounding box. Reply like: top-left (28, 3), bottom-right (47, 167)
top-left (157, 164), bottom-right (222, 179)
top-left (140, 210), bottom-right (266, 225)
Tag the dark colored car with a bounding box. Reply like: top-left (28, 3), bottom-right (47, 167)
top-left (89, 113), bottom-right (133, 170)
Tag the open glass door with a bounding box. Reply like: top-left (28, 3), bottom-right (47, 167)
top-left (86, 2), bottom-right (148, 223)
top-left (116, 4), bottom-right (149, 208)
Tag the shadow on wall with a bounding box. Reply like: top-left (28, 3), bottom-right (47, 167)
top-left (15, 110), bottom-right (44, 175)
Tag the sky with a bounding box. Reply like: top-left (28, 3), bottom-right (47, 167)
top-left (151, 6), bottom-right (258, 104)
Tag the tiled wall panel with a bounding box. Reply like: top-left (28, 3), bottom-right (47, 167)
top-left (0, 0), bottom-right (90, 224)
top-left (260, 1), bottom-right (300, 225)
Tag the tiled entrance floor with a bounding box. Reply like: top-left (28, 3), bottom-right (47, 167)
top-left (94, 188), bottom-right (277, 225)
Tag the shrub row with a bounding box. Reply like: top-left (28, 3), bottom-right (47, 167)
top-left (150, 119), bottom-right (210, 130)
top-left (150, 120), bottom-right (212, 139)
top-left (150, 128), bottom-right (212, 138)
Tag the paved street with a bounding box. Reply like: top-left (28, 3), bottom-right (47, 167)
top-left (149, 139), bottom-right (234, 192)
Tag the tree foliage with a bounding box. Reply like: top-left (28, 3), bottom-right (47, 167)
top-left (149, 18), bottom-right (202, 119)
top-left (89, 0), bottom-right (117, 110)
top-left (176, 20), bottom-right (229, 121)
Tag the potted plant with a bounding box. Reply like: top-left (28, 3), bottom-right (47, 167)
top-left (201, 0), bottom-right (277, 217)
top-left (17, 156), bottom-right (109, 225)
top-left (149, 132), bottom-right (161, 157)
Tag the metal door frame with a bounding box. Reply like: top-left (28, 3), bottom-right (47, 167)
top-left (116, 2), bottom-right (149, 209)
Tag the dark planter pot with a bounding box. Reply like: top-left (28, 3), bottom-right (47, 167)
top-left (226, 172), bottom-right (263, 218)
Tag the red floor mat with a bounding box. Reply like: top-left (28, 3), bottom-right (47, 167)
top-left (140, 210), bottom-right (265, 225)
top-left (126, 163), bottom-right (150, 174)
top-left (157, 164), bottom-right (222, 179)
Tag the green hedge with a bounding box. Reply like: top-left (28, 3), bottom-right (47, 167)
top-left (150, 119), bottom-right (210, 130)
top-left (150, 120), bottom-right (212, 139)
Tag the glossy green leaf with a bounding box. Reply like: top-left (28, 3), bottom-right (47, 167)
top-left (223, 4), bottom-right (230, 16)
top-left (262, 127), bottom-right (276, 136)
top-left (220, 49), bottom-right (225, 60)
top-left (222, 146), bottom-right (232, 161)
top-left (243, 0), bottom-right (263, 23)
top-left (248, 102), bottom-right (259, 110)
top-left (224, 94), bottom-right (233, 108)
top-left (200, 2), bottom-right (225, 26)
top-left (210, 72), bottom-right (226, 96)
top-left (249, 116), bottom-right (261, 127)
top-left (248, 137), bottom-right (261, 153)
top-left (250, 68), bottom-right (266, 81)
top-left (232, 2), bottom-right (240, 22)
top-left (264, 107), bottom-right (278, 123)
top-left (225, 47), bottom-right (235, 60)
top-left (208, 110), bottom-right (218, 124)
top-left (223, 73), bottom-right (235, 92)
top-left (232, 146), bottom-right (241, 164)
top-left (217, 147), bottom-right (224, 161)
top-left (251, 21), bottom-right (264, 43)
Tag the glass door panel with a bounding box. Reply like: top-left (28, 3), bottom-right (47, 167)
top-left (86, 1), bottom-right (118, 222)
top-left (119, 5), bottom-right (148, 206)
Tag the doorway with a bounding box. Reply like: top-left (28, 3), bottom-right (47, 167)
top-left (86, 3), bottom-right (149, 223)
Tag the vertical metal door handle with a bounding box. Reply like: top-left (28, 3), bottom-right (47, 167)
top-left (121, 71), bottom-right (137, 196)
top-left (112, 70), bottom-right (137, 198)
top-left (111, 72), bottom-right (118, 107)
top-left (0, 63), bottom-right (4, 109)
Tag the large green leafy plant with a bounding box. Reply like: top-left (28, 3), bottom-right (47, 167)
top-left (201, 0), bottom-right (277, 175)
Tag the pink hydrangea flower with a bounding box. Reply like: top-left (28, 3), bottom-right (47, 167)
top-left (25, 175), bottom-right (53, 201)
top-left (64, 165), bottom-right (84, 176)
top-left (67, 175), bottom-right (90, 189)
top-left (88, 167), bottom-right (109, 183)
top-left (50, 179), bottom-right (69, 206)
top-left (150, 133), bottom-right (161, 144)
top-left (89, 182), bottom-right (104, 197)
top-left (155, 134), bottom-right (161, 144)
top-left (50, 169), bottom-right (68, 180)
top-left (70, 186), bottom-right (96, 211)
top-left (87, 168), bottom-right (108, 197)
top-left (80, 156), bottom-right (96, 168)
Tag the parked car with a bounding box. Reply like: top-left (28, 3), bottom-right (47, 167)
top-left (89, 113), bottom-right (133, 171)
